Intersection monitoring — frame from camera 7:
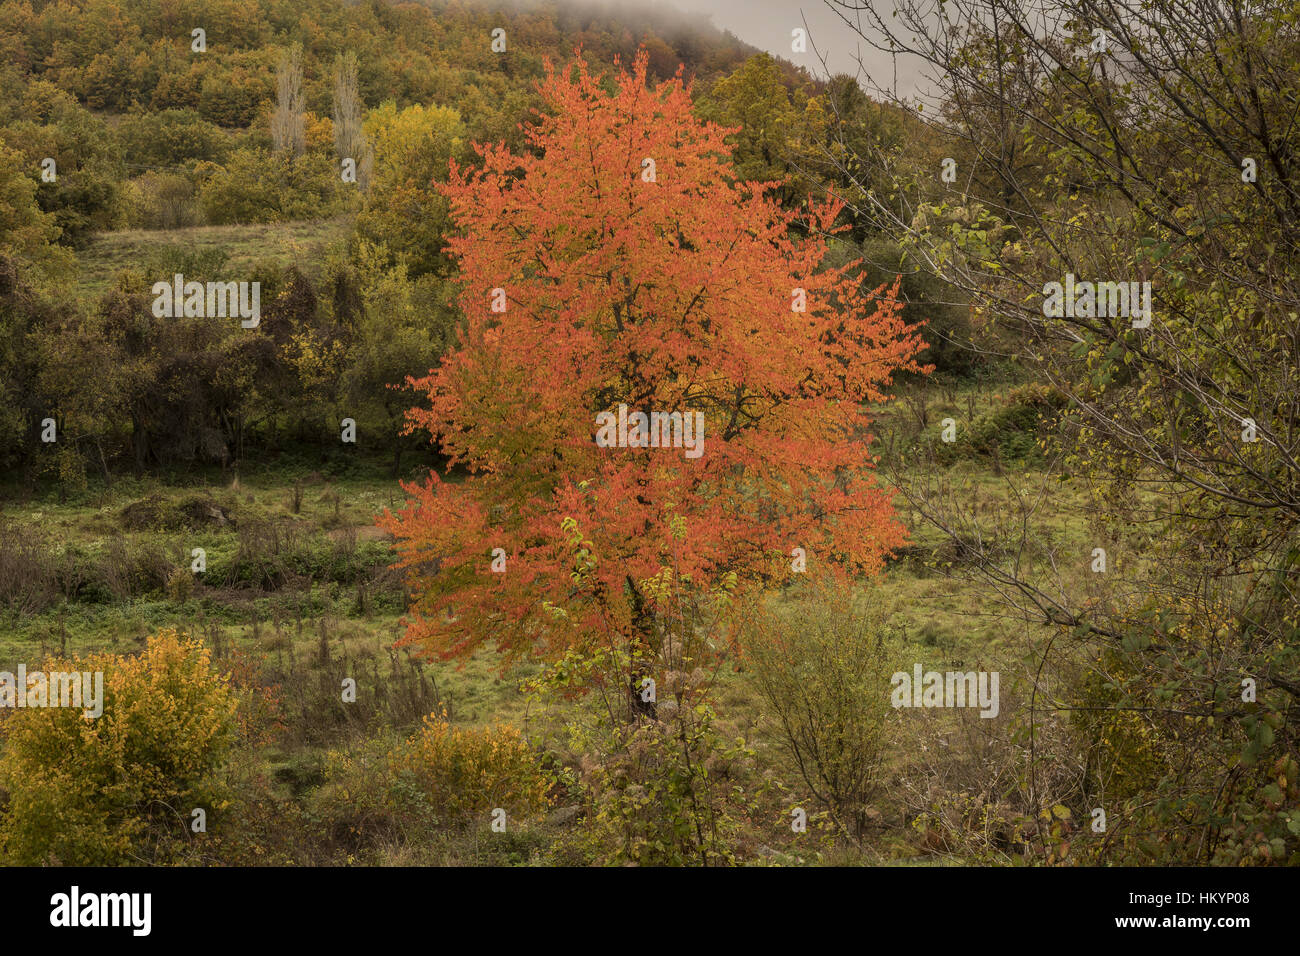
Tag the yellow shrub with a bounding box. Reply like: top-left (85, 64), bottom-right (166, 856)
top-left (387, 711), bottom-right (550, 826)
top-left (0, 629), bottom-right (237, 865)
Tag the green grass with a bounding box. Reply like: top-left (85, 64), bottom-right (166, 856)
top-left (0, 373), bottom-right (1098, 721)
top-left (74, 216), bottom-right (352, 296)
top-left (0, 373), bottom-right (1122, 864)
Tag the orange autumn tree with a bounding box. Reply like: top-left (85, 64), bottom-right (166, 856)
top-left (379, 51), bottom-right (928, 669)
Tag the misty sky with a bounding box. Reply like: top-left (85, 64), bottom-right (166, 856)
top-left (654, 0), bottom-right (933, 99)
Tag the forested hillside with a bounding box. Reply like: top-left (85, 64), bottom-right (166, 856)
top-left (0, 0), bottom-right (1295, 874)
top-left (1, 0), bottom-right (943, 479)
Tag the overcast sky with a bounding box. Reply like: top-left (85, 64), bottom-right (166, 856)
top-left (655, 0), bottom-right (934, 100)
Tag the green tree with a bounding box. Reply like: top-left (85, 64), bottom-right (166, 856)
top-left (354, 101), bottom-right (466, 278)
top-left (115, 108), bottom-right (229, 168)
top-left (841, 0), bottom-right (1300, 864)
top-left (197, 147), bottom-right (343, 224)
top-left (5, 81), bottom-right (124, 245)
top-left (697, 53), bottom-right (823, 207)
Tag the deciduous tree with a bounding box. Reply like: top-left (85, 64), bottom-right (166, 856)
top-left (379, 52), bottom-right (928, 673)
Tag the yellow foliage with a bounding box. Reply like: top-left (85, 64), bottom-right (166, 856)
top-left (303, 110), bottom-right (334, 151)
top-left (0, 629), bottom-right (237, 865)
top-left (317, 711), bottom-right (550, 836)
top-left (387, 711), bottom-right (550, 824)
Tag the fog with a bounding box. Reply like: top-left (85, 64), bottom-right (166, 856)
top-left (594, 0), bottom-right (935, 99)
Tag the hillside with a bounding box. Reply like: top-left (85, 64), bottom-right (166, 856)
top-left (0, 0), bottom-right (1296, 882)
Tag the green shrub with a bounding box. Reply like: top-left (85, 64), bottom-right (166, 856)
top-left (115, 108), bottom-right (229, 168)
top-left (940, 382), bottom-right (1067, 464)
top-left (742, 579), bottom-right (898, 843)
top-left (561, 696), bottom-right (760, 866)
top-left (529, 641), bottom-right (767, 867)
top-left (197, 149), bottom-right (345, 225)
top-left (134, 248), bottom-right (230, 287)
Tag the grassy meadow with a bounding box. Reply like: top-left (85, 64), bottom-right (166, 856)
top-left (0, 279), bottom-right (1092, 863)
